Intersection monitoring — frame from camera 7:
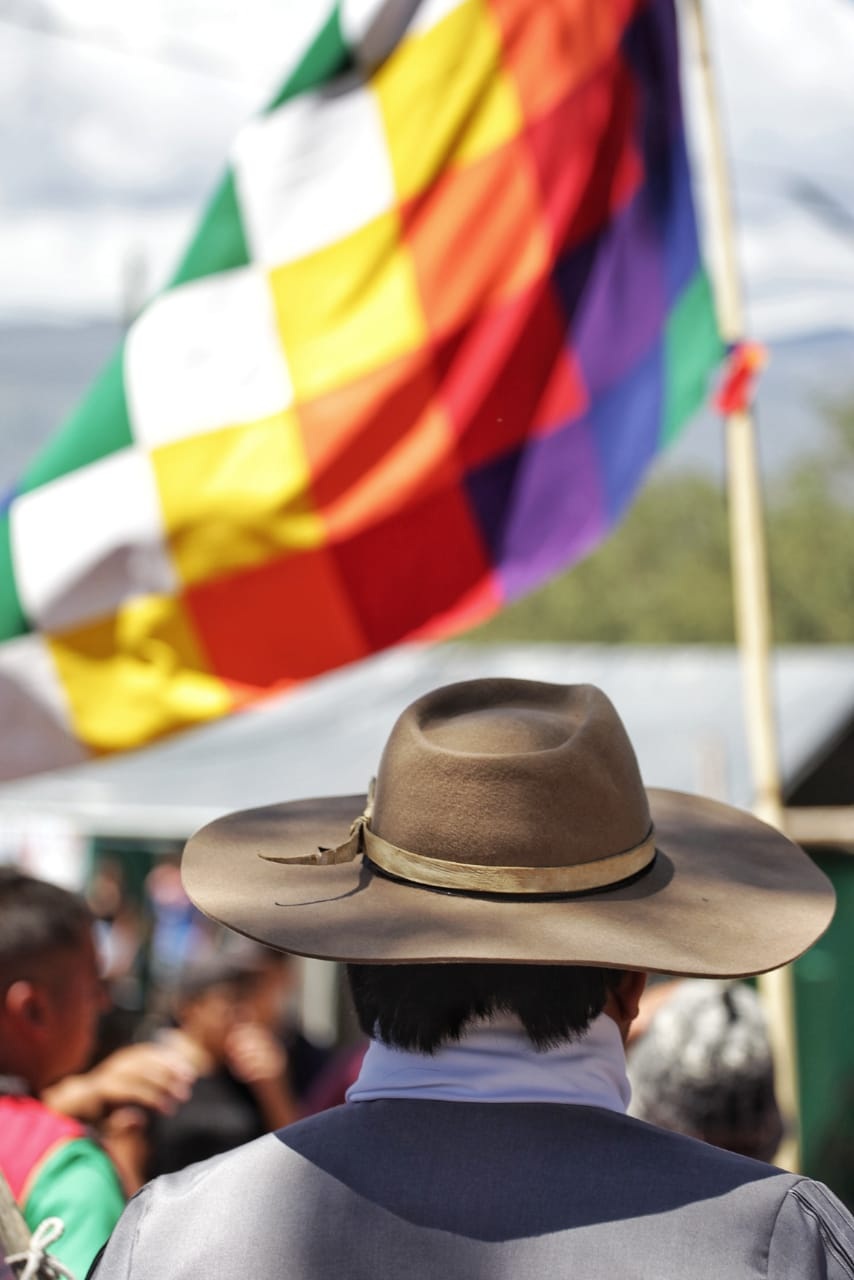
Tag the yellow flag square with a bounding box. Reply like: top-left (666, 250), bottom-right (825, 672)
top-left (152, 410), bottom-right (324, 586)
top-left (48, 594), bottom-right (234, 754)
top-left (270, 212), bottom-right (426, 403)
top-left (375, 0), bottom-right (523, 202)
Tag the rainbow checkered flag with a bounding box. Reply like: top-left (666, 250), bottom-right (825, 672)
top-left (0, 0), bottom-right (721, 779)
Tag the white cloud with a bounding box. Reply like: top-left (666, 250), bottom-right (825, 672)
top-left (1, 0), bottom-right (853, 338)
top-left (0, 207), bottom-right (193, 321)
top-left (0, 5), bottom-right (335, 318)
top-left (683, 0), bottom-right (854, 337)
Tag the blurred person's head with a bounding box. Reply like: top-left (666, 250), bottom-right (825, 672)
top-left (0, 867), bottom-right (107, 1091)
top-left (239, 948), bottom-right (298, 1031)
top-left (628, 979), bottom-right (783, 1162)
top-left (168, 947), bottom-right (275, 1061)
top-left (87, 857), bottom-right (127, 922)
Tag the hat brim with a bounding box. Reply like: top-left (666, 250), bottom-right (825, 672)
top-left (182, 788), bottom-right (834, 977)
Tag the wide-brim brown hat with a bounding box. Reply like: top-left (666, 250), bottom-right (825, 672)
top-left (182, 678), bottom-right (834, 976)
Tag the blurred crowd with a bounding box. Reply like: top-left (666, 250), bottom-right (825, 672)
top-left (78, 853), bottom-right (371, 1186)
top-left (0, 862), bottom-right (369, 1278)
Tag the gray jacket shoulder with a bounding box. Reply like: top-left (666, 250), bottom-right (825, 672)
top-left (769, 1180), bottom-right (854, 1279)
top-left (89, 1104), bottom-right (854, 1280)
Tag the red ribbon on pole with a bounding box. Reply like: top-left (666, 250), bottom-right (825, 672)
top-left (714, 341), bottom-right (768, 415)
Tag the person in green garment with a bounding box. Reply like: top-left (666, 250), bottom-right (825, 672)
top-left (0, 868), bottom-right (128, 1279)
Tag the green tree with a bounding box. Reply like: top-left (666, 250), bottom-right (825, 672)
top-left (466, 404), bottom-right (854, 646)
top-left (766, 401), bottom-right (854, 643)
top-left (467, 471), bottom-right (734, 644)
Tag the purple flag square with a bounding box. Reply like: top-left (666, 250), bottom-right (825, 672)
top-left (465, 419), bottom-right (606, 602)
top-left (563, 190), bottom-right (666, 398)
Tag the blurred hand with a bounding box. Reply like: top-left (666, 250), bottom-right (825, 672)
top-left (43, 1042), bottom-right (196, 1122)
top-left (225, 1023), bottom-right (296, 1129)
top-left (224, 1022), bottom-right (288, 1086)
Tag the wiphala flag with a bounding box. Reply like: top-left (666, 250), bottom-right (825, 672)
top-left (0, 0), bottom-right (721, 778)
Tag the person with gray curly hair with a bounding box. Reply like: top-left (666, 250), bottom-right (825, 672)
top-left (628, 979), bottom-right (784, 1162)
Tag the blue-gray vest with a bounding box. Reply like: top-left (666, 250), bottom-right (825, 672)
top-left (90, 1101), bottom-right (854, 1279)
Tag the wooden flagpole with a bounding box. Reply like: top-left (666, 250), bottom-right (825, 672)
top-left (684, 0), bottom-right (801, 1170)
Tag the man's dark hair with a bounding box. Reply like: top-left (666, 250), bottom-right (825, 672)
top-left (0, 867), bottom-right (92, 982)
top-left (347, 962), bottom-right (626, 1053)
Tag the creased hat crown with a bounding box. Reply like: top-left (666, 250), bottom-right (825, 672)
top-left (372, 678), bottom-right (652, 874)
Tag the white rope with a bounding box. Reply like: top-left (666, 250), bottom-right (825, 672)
top-left (5, 1217), bottom-right (77, 1280)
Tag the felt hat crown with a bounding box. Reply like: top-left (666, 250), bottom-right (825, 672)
top-left (354, 679), bottom-right (654, 895)
top-left (182, 678), bottom-right (834, 976)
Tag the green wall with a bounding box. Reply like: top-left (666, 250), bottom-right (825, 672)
top-left (796, 849), bottom-right (854, 1205)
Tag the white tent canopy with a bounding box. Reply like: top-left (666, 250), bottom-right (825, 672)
top-left (0, 643), bottom-right (852, 842)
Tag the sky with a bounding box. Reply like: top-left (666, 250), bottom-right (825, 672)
top-left (1, 0), bottom-right (853, 340)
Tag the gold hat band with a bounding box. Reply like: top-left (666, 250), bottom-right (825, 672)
top-left (361, 823), bottom-right (657, 895)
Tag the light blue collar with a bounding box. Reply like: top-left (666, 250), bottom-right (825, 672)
top-left (346, 1012), bottom-right (630, 1111)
